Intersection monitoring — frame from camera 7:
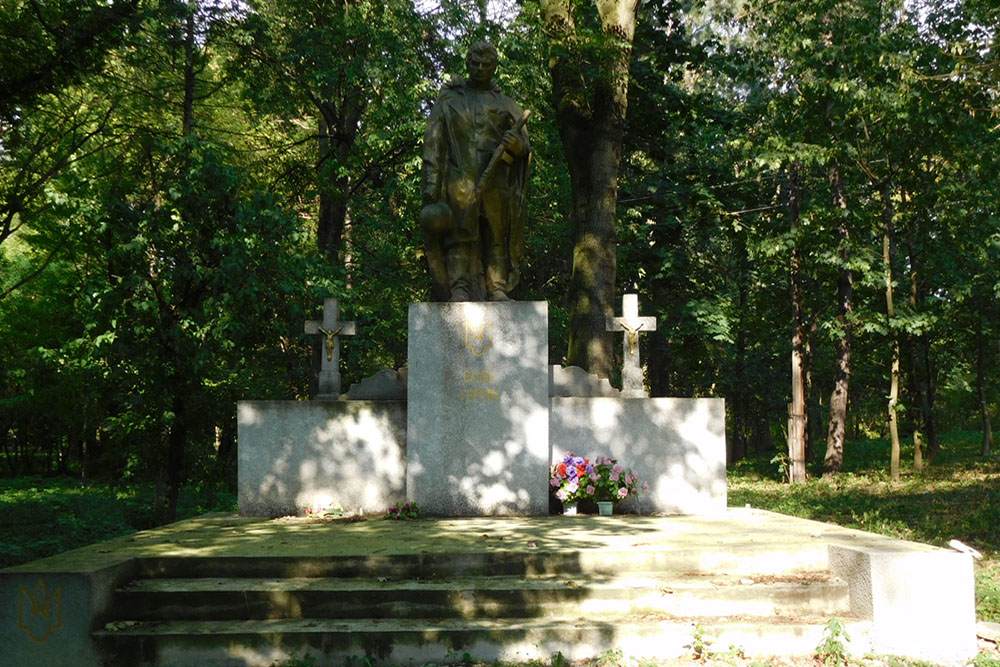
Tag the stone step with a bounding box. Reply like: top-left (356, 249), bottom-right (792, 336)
top-left (93, 614), bottom-right (872, 667)
top-left (113, 572), bottom-right (849, 621)
top-left (133, 544), bottom-right (832, 580)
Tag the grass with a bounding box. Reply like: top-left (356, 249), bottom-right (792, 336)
top-left (728, 429), bottom-right (1000, 623)
top-left (0, 476), bottom-right (235, 569)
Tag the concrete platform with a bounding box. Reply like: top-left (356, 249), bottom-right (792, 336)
top-left (1, 508), bottom-right (976, 666)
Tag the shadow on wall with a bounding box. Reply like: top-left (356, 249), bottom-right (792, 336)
top-left (237, 400), bottom-right (407, 517)
top-left (549, 396), bottom-right (727, 514)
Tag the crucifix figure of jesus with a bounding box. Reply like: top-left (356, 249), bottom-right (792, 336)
top-left (606, 293), bottom-right (657, 397)
top-left (304, 298), bottom-right (356, 399)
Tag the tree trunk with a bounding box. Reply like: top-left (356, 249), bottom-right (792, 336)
top-left (882, 183), bottom-right (901, 482)
top-left (904, 207), bottom-right (939, 464)
top-left (541, 0), bottom-right (639, 379)
top-left (316, 98), bottom-right (363, 262)
top-left (182, 2), bottom-right (196, 137)
top-left (649, 334), bottom-right (673, 397)
top-left (787, 165), bottom-right (807, 483)
top-left (730, 220), bottom-right (749, 464)
top-left (824, 164), bottom-right (853, 475)
top-left (978, 320), bottom-right (994, 457)
top-left (165, 388), bottom-right (186, 523)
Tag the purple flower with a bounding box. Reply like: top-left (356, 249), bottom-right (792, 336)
top-left (550, 477), bottom-right (561, 487)
top-left (589, 472), bottom-right (599, 483)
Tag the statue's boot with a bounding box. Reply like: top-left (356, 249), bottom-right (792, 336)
top-left (447, 244), bottom-right (475, 302)
top-left (485, 242), bottom-right (510, 301)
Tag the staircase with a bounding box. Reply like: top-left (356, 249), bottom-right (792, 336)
top-left (93, 546), bottom-right (867, 666)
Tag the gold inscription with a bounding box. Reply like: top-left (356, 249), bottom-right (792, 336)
top-left (460, 387), bottom-right (500, 402)
top-left (462, 370), bottom-right (494, 383)
top-left (460, 368), bottom-right (498, 401)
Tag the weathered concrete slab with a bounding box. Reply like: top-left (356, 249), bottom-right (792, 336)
top-left (550, 397), bottom-right (727, 514)
top-left (407, 301), bottom-right (549, 516)
top-left (830, 544), bottom-right (978, 663)
top-left (1, 509), bottom-right (976, 666)
top-left (0, 557), bottom-right (137, 667)
top-left (237, 400), bottom-right (406, 517)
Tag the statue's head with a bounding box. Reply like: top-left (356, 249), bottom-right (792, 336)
top-left (466, 41), bottom-right (498, 88)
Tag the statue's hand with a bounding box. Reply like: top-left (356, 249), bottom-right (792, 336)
top-left (501, 130), bottom-right (526, 157)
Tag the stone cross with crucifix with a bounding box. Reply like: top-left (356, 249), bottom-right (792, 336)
top-left (304, 297), bottom-right (356, 399)
top-left (606, 293), bottom-right (657, 397)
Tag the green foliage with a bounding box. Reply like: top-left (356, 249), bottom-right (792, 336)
top-left (815, 617), bottom-right (851, 666)
top-left (269, 653), bottom-right (318, 667)
top-left (0, 476), bottom-right (235, 569)
top-left (691, 622), bottom-right (714, 661)
top-left (384, 501), bottom-right (420, 520)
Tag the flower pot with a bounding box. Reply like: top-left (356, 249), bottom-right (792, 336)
top-left (597, 501), bottom-right (613, 516)
top-left (563, 502), bottom-right (578, 516)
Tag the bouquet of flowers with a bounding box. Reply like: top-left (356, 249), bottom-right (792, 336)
top-left (589, 455), bottom-right (647, 504)
top-left (550, 452), bottom-right (649, 507)
top-left (549, 452), bottom-right (595, 504)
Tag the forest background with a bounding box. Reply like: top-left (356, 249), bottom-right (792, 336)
top-left (0, 0), bottom-right (998, 600)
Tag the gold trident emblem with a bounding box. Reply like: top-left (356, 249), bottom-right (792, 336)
top-left (465, 320), bottom-right (493, 357)
top-left (18, 578), bottom-right (63, 643)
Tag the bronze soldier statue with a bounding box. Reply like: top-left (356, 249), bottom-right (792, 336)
top-left (421, 41), bottom-right (530, 302)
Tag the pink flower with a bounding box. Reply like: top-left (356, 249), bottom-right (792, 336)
top-left (618, 487), bottom-right (628, 499)
top-left (586, 485), bottom-right (596, 496)
top-left (556, 489), bottom-right (567, 501)
top-left (609, 470), bottom-right (620, 482)
top-left (589, 472), bottom-right (599, 483)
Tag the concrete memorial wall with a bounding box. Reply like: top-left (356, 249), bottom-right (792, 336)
top-left (237, 299), bottom-right (727, 517)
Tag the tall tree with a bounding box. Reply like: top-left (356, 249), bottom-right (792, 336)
top-left (539, 0), bottom-right (640, 379)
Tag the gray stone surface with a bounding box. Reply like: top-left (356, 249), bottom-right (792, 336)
top-left (238, 400), bottom-right (406, 517)
top-left (549, 397), bottom-right (726, 515)
top-left (344, 368), bottom-right (408, 400)
top-left (548, 365), bottom-right (620, 397)
top-left (0, 558), bottom-right (137, 667)
top-left (407, 301), bottom-right (549, 515)
top-left (829, 544), bottom-right (978, 663)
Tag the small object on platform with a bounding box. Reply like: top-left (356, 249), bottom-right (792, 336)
top-left (597, 501), bottom-right (613, 516)
top-left (563, 502), bottom-right (578, 516)
top-left (949, 539), bottom-right (983, 559)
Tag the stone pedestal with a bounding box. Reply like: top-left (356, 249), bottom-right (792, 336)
top-left (407, 301), bottom-right (549, 515)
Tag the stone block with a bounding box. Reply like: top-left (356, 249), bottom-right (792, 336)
top-left (237, 400), bottom-right (406, 517)
top-left (0, 558), bottom-right (137, 667)
top-left (344, 368), bottom-right (408, 400)
top-left (549, 365), bottom-right (620, 397)
top-left (829, 544), bottom-right (977, 663)
top-left (549, 397), bottom-right (727, 514)
top-left (407, 301), bottom-right (549, 515)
